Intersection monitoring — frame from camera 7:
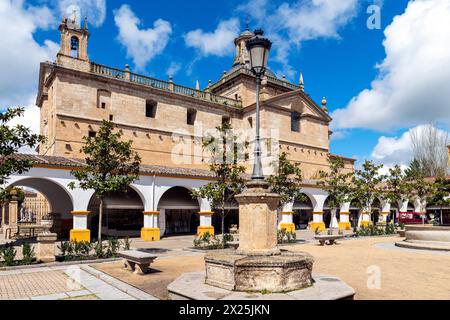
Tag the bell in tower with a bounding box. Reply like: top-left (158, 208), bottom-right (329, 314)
top-left (233, 17), bottom-right (254, 67)
top-left (56, 11), bottom-right (90, 72)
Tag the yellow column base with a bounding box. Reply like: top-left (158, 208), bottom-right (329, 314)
top-left (70, 229), bottom-right (90, 243)
top-left (197, 226), bottom-right (215, 236)
top-left (361, 221), bottom-right (372, 228)
top-left (338, 222), bottom-right (351, 231)
top-left (280, 223), bottom-right (296, 233)
top-left (141, 228), bottom-right (160, 241)
top-left (311, 222), bottom-right (325, 232)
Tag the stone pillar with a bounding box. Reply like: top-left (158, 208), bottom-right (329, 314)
top-left (8, 200), bottom-right (18, 226)
top-left (279, 212), bottom-right (295, 232)
top-left (360, 207), bottom-right (372, 228)
top-left (141, 211), bottom-right (160, 241)
top-left (235, 181), bottom-right (280, 256)
top-left (70, 211), bottom-right (90, 242)
top-left (197, 212), bottom-right (214, 236)
top-left (339, 212), bottom-right (351, 230)
top-left (399, 200), bottom-right (409, 212)
top-left (37, 233), bottom-right (57, 263)
top-left (311, 212), bottom-right (325, 232)
top-left (380, 201), bottom-right (391, 224)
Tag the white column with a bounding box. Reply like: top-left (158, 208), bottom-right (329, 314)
top-left (381, 201), bottom-right (391, 224)
top-left (360, 205), bottom-right (372, 227)
top-left (141, 211), bottom-right (160, 241)
top-left (339, 202), bottom-right (351, 230)
top-left (399, 200), bottom-right (409, 212)
top-left (278, 201), bottom-right (295, 232)
top-left (198, 197), bottom-right (214, 236)
top-left (311, 194), bottom-right (327, 232)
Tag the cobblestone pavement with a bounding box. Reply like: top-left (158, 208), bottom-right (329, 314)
top-left (0, 265), bottom-right (156, 300)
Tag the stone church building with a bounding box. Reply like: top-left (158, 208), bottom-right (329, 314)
top-left (9, 16), bottom-right (357, 241)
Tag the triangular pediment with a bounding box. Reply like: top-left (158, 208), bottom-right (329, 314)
top-left (262, 89), bottom-right (332, 122)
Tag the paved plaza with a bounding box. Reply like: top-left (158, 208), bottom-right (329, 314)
top-left (1, 232), bottom-right (450, 300)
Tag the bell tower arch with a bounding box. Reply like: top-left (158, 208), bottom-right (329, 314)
top-left (56, 13), bottom-right (90, 72)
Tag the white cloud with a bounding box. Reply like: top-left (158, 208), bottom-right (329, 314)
top-left (57, 0), bottom-right (106, 27)
top-left (238, 0), bottom-right (358, 78)
top-left (332, 0), bottom-right (450, 131)
top-left (371, 124), bottom-right (449, 168)
top-left (185, 18), bottom-right (240, 57)
top-left (166, 62), bottom-right (181, 77)
top-left (114, 4), bottom-right (172, 71)
top-left (0, 0), bottom-right (58, 110)
top-left (7, 102), bottom-right (41, 154)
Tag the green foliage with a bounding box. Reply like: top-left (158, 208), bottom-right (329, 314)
top-left (94, 242), bottom-right (106, 259)
top-left (58, 241), bottom-right (92, 261)
top-left (1, 244), bottom-right (17, 266)
top-left (352, 160), bottom-right (385, 212)
top-left (317, 157), bottom-right (353, 210)
top-left (122, 236), bottom-right (132, 251)
top-left (222, 233), bottom-right (234, 244)
top-left (21, 243), bottom-right (35, 265)
top-left (106, 237), bottom-right (120, 258)
top-left (356, 223), bottom-right (397, 237)
top-left (193, 232), bottom-right (224, 249)
top-left (267, 152), bottom-right (305, 208)
top-left (383, 165), bottom-right (412, 209)
top-left (277, 229), bottom-right (297, 244)
top-left (191, 123), bottom-right (246, 236)
top-left (429, 175), bottom-right (450, 210)
top-left (68, 120), bottom-right (141, 243)
top-left (0, 107), bottom-right (46, 186)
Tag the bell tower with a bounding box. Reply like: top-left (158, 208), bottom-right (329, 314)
top-left (233, 18), bottom-right (254, 67)
top-left (56, 12), bottom-right (90, 72)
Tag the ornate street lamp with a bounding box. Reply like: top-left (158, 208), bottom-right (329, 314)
top-left (246, 29), bottom-right (272, 180)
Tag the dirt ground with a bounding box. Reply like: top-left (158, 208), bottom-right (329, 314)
top-left (94, 236), bottom-right (450, 300)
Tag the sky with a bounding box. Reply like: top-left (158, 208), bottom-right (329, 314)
top-left (1, 0), bottom-right (450, 172)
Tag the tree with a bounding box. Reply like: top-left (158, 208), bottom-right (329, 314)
top-left (192, 123), bottom-right (246, 237)
top-left (384, 165), bottom-right (412, 213)
top-left (0, 107), bottom-right (45, 185)
top-left (317, 157), bottom-right (353, 228)
top-left (410, 123), bottom-right (448, 177)
top-left (429, 175), bottom-right (450, 225)
top-left (68, 120), bottom-right (141, 243)
top-left (352, 160), bottom-right (385, 226)
top-left (267, 152), bottom-right (305, 210)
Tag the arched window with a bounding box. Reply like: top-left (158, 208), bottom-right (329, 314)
top-left (70, 36), bottom-right (79, 58)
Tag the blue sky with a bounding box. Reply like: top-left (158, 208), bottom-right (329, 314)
top-left (2, 0), bottom-right (450, 171)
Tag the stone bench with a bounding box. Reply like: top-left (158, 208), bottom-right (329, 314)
top-left (118, 250), bottom-right (157, 275)
top-left (315, 235), bottom-right (344, 246)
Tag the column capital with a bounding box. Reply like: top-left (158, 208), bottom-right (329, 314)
top-left (281, 212), bottom-right (295, 215)
top-left (339, 212), bottom-right (350, 215)
top-left (313, 211), bottom-right (324, 215)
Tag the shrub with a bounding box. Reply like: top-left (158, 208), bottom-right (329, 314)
top-left (222, 233), bottom-right (234, 244)
top-left (106, 237), bottom-right (120, 258)
top-left (1, 244), bottom-right (17, 266)
top-left (193, 232), bottom-right (223, 249)
top-left (94, 242), bottom-right (106, 259)
top-left (21, 243), bottom-right (35, 265)
top-left (278, 229), bottom-right (296, 244)
top-left (122, 236), bottom-right (132, 251)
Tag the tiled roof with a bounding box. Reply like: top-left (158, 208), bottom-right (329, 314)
top-left (11, 154), bottom-right (216, 179)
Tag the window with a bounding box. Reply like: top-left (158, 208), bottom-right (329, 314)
top-left (291, 112), bottom-right (300, 132)
top-left (97, 89), bottom-right (111, 109)
top-left (101, 102), bottom-right (106, 109)
top-left (145, 100), bottom-right (157, 118)
top-left (70, 36), bottom-right (79, 58)
top-left (247, 117), bottom-right (253, 128)
top-left (187, 109), bottom-right (197, 126)
top-left (109, 114), bottom-right (113, 121)
top-left (222, 116), bottom-right (230, 125)
top-left (88, 131), bottom-right (96, 138)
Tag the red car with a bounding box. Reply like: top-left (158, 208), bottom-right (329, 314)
top-left (398, 212), bottom-right (428, 224)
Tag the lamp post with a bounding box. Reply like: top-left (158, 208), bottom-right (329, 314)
top-left (246, 29), bottom-right (272, 180)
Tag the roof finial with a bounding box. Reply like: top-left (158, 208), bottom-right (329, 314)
top-left (84, 16), bottom-right (88, 30)
top-left (299, 72), bottom-right (304, 91)
top-left (322, 97), bottom-right (328, 113)
top-left (245, 15), bottom-right (249, 31)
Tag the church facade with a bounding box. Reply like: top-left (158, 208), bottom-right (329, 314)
top-left (28, 16), bottom-right (358, 241)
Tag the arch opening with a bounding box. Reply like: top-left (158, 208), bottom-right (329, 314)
top-left (157, 186), bottom-right (200, 236)
top-left (87, 186), bottom-right (144, 239)
top-left (292, 193), bottom-right (314, 230)
top-left (5, 178), bottom-right (74, 238)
